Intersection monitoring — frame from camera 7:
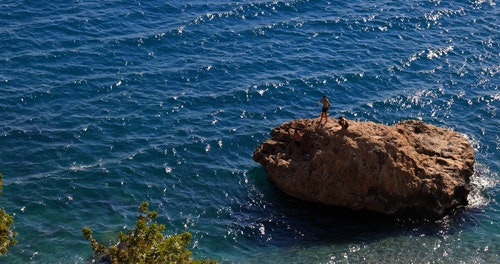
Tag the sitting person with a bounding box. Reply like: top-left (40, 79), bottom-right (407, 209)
top-left (338, 116), bottom-right (349, 130)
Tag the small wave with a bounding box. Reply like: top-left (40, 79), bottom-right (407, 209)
top-left (424, 8), bottom-right (465, 23)
top-left (189, 0), bottom-right (304, 27)
top-left (398, 44), bottom-right (455, 70)
top-left (467, 163), bottom-right (498, 208)
top-left (426, 45), bottom-right (454, 60)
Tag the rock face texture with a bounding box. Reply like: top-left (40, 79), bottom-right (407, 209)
top-left (253, 118), bottom-right (475, 217)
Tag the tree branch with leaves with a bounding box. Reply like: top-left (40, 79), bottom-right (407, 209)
top-left (83, 202), bottom-right (217, 264)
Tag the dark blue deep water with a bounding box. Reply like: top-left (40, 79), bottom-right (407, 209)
top-left (1, 0), bottom-right (498, 263)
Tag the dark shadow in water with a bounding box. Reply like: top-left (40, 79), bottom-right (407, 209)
top-left (240, 166), bottom-right (483, 248)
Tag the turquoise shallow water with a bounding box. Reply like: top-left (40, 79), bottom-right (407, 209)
top-left (1, 0), bottom-right (499, 263)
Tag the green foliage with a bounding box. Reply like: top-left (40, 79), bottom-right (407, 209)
top-left (83, 202), bottom-right (217, 264)
top-left (0, 208), bottom-right (17, 255)
top-left (0, 172), bottom-right (17, 255)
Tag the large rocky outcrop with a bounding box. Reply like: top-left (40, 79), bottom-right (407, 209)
top-left (253, 118), bottom-right (475, 217)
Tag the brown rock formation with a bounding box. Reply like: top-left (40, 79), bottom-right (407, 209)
top-left (253, 118), bottom-right (475, 217)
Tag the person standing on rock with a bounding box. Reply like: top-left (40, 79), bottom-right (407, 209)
top-left (317, 95), bottom-right (330, 125)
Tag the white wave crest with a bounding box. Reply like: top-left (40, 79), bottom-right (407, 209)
top-left (467, 163), bottom-right (498, 208)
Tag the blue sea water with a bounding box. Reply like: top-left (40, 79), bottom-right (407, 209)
top-left (0, 0), bottom-right (499, 263)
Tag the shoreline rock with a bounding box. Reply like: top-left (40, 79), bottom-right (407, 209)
top-left (253, 118), bottom-right (475, 217)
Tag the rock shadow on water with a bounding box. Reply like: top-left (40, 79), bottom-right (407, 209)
top-left (243, 167), bottom-right (484, 254)
top-left (273, 182), bottom-right (473, 239)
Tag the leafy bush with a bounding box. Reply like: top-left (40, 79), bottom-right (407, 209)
top-left (0, 208), bottom-right (17, 255)
top-left (0, 172), bottom-right (17, 255)
top-left (82, 202), bottom-right (217, 264)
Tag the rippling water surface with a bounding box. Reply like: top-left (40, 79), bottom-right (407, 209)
top-left (1, 0), bottom-right (499, 263)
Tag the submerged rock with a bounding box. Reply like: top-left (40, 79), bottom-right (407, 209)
top-left (253, 118), bottom-right (475, 217)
